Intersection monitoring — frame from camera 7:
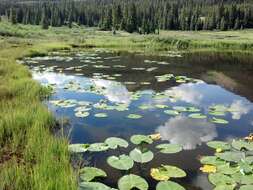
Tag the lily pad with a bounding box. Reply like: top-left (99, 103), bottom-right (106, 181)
top-left (232, 172), bottom-right (253, 185)
top-left (200, 156), bottom-right (226, 166)
top-left (156, 144), bottom-right (182, 154)
top-left (210, 117), bottom-right (229, 124)
top-left (155, 104), bottom-right (169, 109)
top-left (129, 148), bottom-right (154, 163)
top-left (79, 167), bottom-right (107, 182)
top-left (217, 164), bottom-right (239, 175)
top-left (68, 144), bottom-right (89, 153)
top-left (207, 141), bottom-right (231, 151)
top-left (139, 104), bottom-right (153, 110)
top-left (105, 137), bottom-right (128, 149)
top-left (75, 111), bottom-right (90, 118)
top-left (127, 114), bottom-right (142, 119)
top-left (164, 110), bottom-right (180, 115)
top-left (130, 135), bottom-right (153, 145)
top-left (232, 140), bottom-right (253, 151)
top-left (209, 111), bottom-right (226, 116)
top-left (107, 154), bottom-right (134, 170)
top-left (208, 173), bottom-right (236, 186)
top-left (156, 181), bottom-right (185, 190)
top-left (173, 106), bottom-right (188, 112)
top-left (88, 143), bottom-right (109, 152)
top-left (213, 184), bottom-right (235, 190)
top-left (150, 165), bottom-right (186, 181)
top-left (94, 113), bottom-right (108, 118)
top-left (185, 107), bottom-right (201, 112)
top-left (216, 152), bottom-right (245, 163)
top-left (118, 174), bottom-right (148, 190)
top-left (188, 113), bottom-right (207, 119)
top-left (79, 182), bottom-right (116, 190)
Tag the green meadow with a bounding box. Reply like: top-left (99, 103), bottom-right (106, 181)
top-left (0, 21), bottom-right (253, 189)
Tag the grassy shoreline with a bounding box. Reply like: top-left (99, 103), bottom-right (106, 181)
top-left (0, 39), bottom-right (76, 189)
top-left (0, 21), bottom-right (253, 189)
top-left (1, 21), bottom-right (253, 54)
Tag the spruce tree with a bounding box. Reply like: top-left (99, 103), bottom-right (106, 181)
top-left (41, 5), bottom-right (49, 29)
top-left (10, 8), bottom-right (17, 24)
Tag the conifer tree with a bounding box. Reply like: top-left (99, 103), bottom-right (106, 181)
top-left (41, 5), bottom-right (49, 29)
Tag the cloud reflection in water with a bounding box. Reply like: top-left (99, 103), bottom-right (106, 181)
top-left (93, 79), bottom-right (131, 104)
top-left (156, 116), bottom-right (217, 150)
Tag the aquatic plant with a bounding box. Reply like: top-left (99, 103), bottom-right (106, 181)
top-left (199, 138), bottom-right (253, 190)
top-left (69, 134), bottom-right (186, 190)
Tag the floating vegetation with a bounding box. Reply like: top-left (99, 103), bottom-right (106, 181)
top-left (200, 138), bottom-right (253, 190)
top-left (88, 143), bottom-right (109, 152)
top-left (68, 134), bottom-right (186, 190)
top-left (150, 165), bottom-right (186, 181)
top-left (105, 137), bottom-right (129, 149)
top-left (127, 114), bottom-right (142, 119)
top-left (107, 155), bottom-right (134, 170)
top-left (68, 144), bottom-right (89, 153)
top-left (129, 148), bottom-right (154, 163)
top-left (75, 111), bottom-right (90, 118)
top-left (155, 104), bottom-right (169, 109)
top-left (210, 117), bottom-right (229, 124)
top-left (130, 135), bottom-right (153, 145)
top-left (50, 99), bottom-right (77, 108)
top-left (188, 113), bottom-right (207, 119)
top-left (79, 167), bottom-right (107, 182)
top-left (156, 144), bottom-right (183, 154)
top-left (156, 181), bottom-right (185, 190)
top-left (118, 174), bottom-right (148, 190)
top-left (138, 104), bottom-right (153, 110)
top-left (79, 182), bottom-right (116, 190)
top-left (94, 113), bottom-right (108, 118)
top-left (164, 110), bottom-right (180, 115)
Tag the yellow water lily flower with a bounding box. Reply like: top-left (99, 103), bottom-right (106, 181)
top-left (245, 133), bottom-right (253, 142)
top-left (200, 165), bottom-right (217, 173)
top-left (216, 148), bottom-right (223, 153)
top-left (150, 168), bottom-right (170, 181)
top-left (149, 133), bottom-right (161, 141)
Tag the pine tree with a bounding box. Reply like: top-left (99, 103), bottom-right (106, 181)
top-left (112, 4), bottom-right (122, 30)
top-left (41, 5), bottom-right (49, 29)
top-left (220, 17), bottom-right (226, 31)
top-left (10, 8), bottom-right (17, 24)
top-left (234, 17), bottom-right (240, 30)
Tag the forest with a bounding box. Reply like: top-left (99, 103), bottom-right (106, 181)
top-left (0, 0), bottom-right (253, 34)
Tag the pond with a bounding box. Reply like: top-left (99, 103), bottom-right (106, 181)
top-left (21, 51), bottom-right (253, 190)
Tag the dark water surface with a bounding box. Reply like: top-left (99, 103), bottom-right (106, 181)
top-left (22, 51), bottom-right (253, 190)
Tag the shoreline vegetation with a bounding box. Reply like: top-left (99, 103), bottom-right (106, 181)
top-left (0, 21), bottom-right (253, 189)
top-left (1, 21), bottom-right (253, 54)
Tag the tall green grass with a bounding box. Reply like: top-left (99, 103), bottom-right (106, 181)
top-left (0, 40), bottom-right (77, 190)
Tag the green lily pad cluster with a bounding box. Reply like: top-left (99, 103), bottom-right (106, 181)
top-left (70, 134), bottom-right (186, 190)
top-left (200, 139), bottom-right (253, 190)
top-left (155, 74), bottom-right (199, 84)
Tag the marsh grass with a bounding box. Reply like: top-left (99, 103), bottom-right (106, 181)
top-left (0, 36), bottom-right (77, 190)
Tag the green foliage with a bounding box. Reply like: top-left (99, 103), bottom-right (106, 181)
top-left (200, 139), bottom-right (253, 189)
top-left (118, 174), bottom-right (148, 190)
top-left (0, 40), bottom-right (77, 190)
top-left (107, 155), bottom-right (134, 170)
top-left (1, 0), bottom-right (253, 33)
top-left (79, 167), bottom-right (107, 182)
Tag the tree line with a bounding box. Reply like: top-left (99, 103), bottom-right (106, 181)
top-left (0, 0), bottom-right (253, 33)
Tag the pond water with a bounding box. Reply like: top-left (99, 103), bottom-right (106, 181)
top-left (22, 51), bottom-right (253, 190)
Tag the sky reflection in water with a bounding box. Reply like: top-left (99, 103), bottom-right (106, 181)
top-left (26, 51), bottom-right (253, 190)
